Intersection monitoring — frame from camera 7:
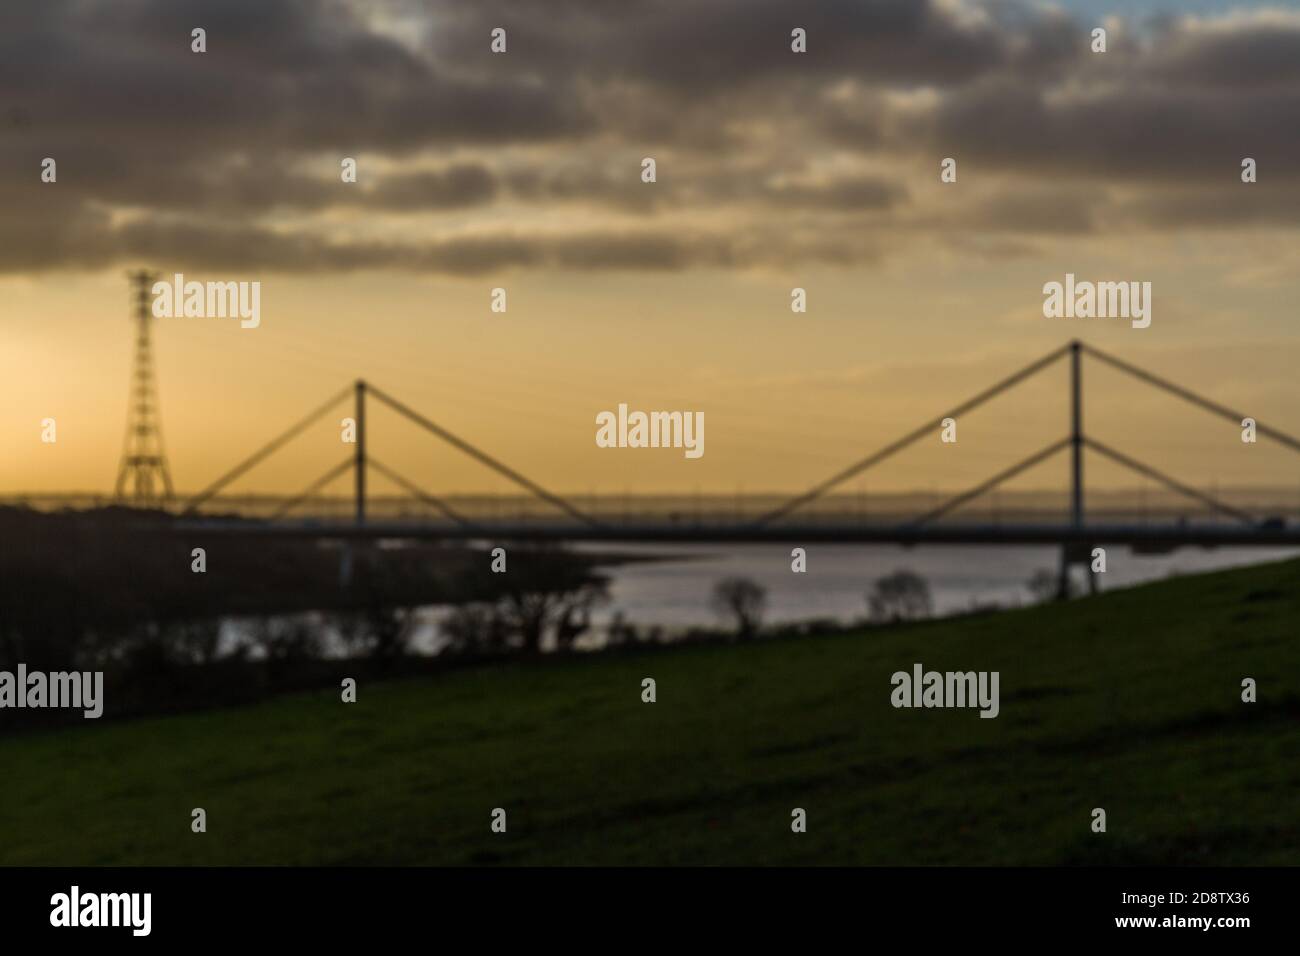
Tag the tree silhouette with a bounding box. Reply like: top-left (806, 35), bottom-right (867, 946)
top-left (866, 570), bottom-right (932, 623)
top-left (711, 576), bottom-right (767, 640)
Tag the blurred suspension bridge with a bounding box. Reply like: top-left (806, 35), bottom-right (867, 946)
top-left (12, 340), bottom-right (1298, 587)
top-left (8, 337), bottom-right (1300, 587)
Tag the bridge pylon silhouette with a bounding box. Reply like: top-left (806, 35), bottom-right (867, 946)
top-left (749, 338), bottom-right (1299, 598)
top-left (181, 378), bottom-right (603, 528)
top-left (174, 339), bottom-right (1300, 601)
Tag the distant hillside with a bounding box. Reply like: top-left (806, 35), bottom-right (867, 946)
top-left (3, 556), bottom-right (1299, 865)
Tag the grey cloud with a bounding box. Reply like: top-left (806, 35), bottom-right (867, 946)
top-left (423, 0), bottom-right (1050, 95)
top-left (2, 0), bottom-right (1299, 274)
top-left (901, 79), bottom-right (1300, 182)
top-left (1147, 14), bottom-right (1300, 88)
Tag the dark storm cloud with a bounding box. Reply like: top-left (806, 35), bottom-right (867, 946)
top-left (3, 0), bottom-right (588, 147)
top-left (1, 0), bottom-right (1298, 274)
top-left (423, 0), bottom-right (1026, 94)
top-left (1146, 13), bottom-right (1300, 88)
top-left (889, 12), bottom-right (1300, 181)
top-left (901, 77), bottom-right (1300, 182)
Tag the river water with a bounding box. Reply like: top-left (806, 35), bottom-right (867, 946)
top-left (575, 542), bottom-right (1300, 631)
top-left (221, 543), bottom-right (1300, 655)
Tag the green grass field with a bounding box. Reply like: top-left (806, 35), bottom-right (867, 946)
top-left (4, 557), bottom-right (1300, 866)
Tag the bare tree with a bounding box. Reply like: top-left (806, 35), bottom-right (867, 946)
top-left (867, 570), bottom-right (932, 623)
top-left (440, 603), bottom-right (510, 656)
top-left (711, 577), bottom-right (767, 640)
top-left (495, 579), bottom-right (609, 654)
top-left (553, 582), bottom-right (607, 651)
top-left (471, 549), bottom-right (611, 654)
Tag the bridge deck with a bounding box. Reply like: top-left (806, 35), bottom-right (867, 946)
top-left (166, 520), bottom-right (1300, 549)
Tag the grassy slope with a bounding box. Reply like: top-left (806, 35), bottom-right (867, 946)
top-left (4, 557), bottom-right (1300, 866)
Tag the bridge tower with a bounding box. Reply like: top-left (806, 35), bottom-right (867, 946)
top-left (114, 269), bottom-right (175, 507)
top-left (1059, 340), bottom-right (1095, 599)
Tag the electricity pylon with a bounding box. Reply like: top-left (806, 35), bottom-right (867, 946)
top-left (114, 269), bottom-right (174, 506)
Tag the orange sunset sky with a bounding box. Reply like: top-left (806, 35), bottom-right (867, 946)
top-left (3, 0), bottom-right (1299, 499)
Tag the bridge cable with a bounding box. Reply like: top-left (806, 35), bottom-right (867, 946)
top-left (268, 457), bottom-right (355, 521)
top-left (900, 437), bottom-right (1073, 530)
top-left (1084, 345), bottom-right (1300, 455)
top-left (1084, 437), bottom-right (1257, 526)
top-left (752, 343), bottom-right (1072, 527)
top-left (182, 385), bottom-right (353, 515)
top-left (365, 384), bottom-right (606, 529)
top-left (366, 457), bottom-right (481, 530)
